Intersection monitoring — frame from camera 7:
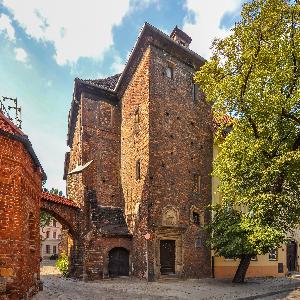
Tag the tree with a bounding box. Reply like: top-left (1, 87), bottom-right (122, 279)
top-left (196, 0), bottom-right (300, 283)
top-left (40, 211), bottom-right (53, 229)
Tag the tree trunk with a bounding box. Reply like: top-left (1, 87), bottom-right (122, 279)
top-left (232, 254), bottom-right (252, 283)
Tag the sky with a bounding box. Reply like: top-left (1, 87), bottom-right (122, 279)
top-left (0, 0), bottom-right (246, 194)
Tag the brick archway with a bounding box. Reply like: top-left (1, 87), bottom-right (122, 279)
top-left (40, 192), bottom-right (84, 277)
top-left (41, 191), bottom-right (80, 237)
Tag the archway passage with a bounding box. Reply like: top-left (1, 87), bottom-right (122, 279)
top-left (108, 248), bottom-right (129, 277)
top-left (40, 191), bottom-right (83, 277)
top-left (287, 241), bottom-right (297, 272)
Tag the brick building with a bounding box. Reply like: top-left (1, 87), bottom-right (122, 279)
top-left (0, 111), bottom-right (46, 299)
top-left (64, 24), bottom-right (213, 280)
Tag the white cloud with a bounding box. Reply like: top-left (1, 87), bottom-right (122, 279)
top-left (14, 47), bottom-right (28, 62)
top-left (0, 13), bottom-right (15, 41)
top-left (183, 0), bottom-right (243, 59)
top-left (111, 54), bottom-right (125, 74)
top-left (2, 0), bottom-right (130, 65)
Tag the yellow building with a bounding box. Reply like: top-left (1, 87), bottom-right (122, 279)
top-left (212, 139), bottom-right (300, 278)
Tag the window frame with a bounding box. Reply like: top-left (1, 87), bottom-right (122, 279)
top-left (268, 249), bottom-right (278, 261)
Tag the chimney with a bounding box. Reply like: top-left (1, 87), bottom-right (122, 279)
top-left (170, 26), bottom-right (192, 48)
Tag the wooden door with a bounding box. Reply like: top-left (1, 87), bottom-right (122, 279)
top-left (108, 248), bottom-right (129, 277)
top-left (160, 240), bottom-right (175, 275)
top-left (287, 241), bottom-right (297, 272)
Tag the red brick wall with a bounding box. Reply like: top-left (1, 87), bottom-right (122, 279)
top-left (148, 45), bottom-right (212, 278)
top-left (81, 94), bottom-right (122, 207)
top-left (84, 235), bottom-right (132, 280)
top-left (0, 134), bottom-right (42, 299)
top-left (121, 47), bottom-right (151, 278)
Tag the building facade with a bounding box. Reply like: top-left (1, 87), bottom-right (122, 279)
top-left (64, 24), bottom-right (213, 280)
top-left (40, 219), bottom-right (62, 258)
top-left (0, 111), bottom-right (46, 299)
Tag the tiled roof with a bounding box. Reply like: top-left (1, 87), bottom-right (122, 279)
top-left (0, 111), bottom-right (24, 136)
top-left (82, 74), bottom-right (121, 91)
top-left (213, 115), bottom-right (234, 137)
top-left (41, 191), bottom-right (79, 208)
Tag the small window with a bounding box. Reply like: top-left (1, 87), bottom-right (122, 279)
top-left (46, 245), bottom-right (51, 254)
top-left (46, 231), bottom-right (50, 239)
top-left (53, 232), bottom-right (56, 239)
top-left (192, 83), bottom-right (199, 102)
top-left (193, 175), bottom-right (201, 192)
top-left (269, 249), bottom-right (278, 261)
top-left (134, 108), bottom-right (139, 124)
top-left (136, 159), bottom-right (141, 180)
top-left (251, 255), bottom-right (257, 261)
top-left (53, 246), bottom-right (57, 254)
top-left (193, 212), bottom-right (200, 225)
top-left (166, 66), bottom-right (173, 79)
top-left (53, 220), bottom-right (57, 227)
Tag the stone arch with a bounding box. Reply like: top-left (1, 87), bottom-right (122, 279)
top-left (162, 205), bottom-right (179, 226)
top-left (40, 192), bottom-right (83, 278)
top-left (108, 247), bottom-right (130, 277)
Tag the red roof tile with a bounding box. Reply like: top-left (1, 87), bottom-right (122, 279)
top-left (0, 111), bottom-right (24, 136)
top-left (41, 191), bottom-right (79, 208)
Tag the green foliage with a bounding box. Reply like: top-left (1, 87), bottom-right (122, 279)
top-left (40, 211), bottom-right (53, 229)
top-left (196, 0), bottom-right (300, 258)
top-left (55, 252), bottom-right (69, 277)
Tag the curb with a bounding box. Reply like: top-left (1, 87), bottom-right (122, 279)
top-left (237, 284), bottom-right (300, 300)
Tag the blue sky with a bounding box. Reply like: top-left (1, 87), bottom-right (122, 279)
top-left (0, 0), bottom-right (245, 194)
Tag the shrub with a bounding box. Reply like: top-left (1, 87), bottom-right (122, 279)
top-left (55, 252), bottom-right (69, 276)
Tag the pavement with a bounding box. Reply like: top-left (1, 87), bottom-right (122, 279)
top-left (33, 261), bottom-right (300, 300)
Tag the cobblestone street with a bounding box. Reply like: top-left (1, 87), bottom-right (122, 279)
top-left (33, 261), bottom-right (300, 300)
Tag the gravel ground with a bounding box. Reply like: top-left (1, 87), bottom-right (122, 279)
top-left (33, 261), bottom-right (300, 300)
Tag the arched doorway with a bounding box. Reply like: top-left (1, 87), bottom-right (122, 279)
top-left (287, 241), bottom-right (297, 272)
top-left (108, 247), bottom-right (129, 277)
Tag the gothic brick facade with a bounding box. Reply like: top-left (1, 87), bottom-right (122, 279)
top-left (0, 112), bottom-right (46, 299)
top-left (64, 23), bottom-right (213, 280)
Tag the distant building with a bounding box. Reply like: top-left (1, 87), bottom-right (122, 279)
top-left (40, 218), bottom-right (62, 258)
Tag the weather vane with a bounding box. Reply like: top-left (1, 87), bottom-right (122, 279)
top-left (0, 96), bottom-right (22, 129)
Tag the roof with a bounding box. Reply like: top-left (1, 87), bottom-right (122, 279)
top-left (41, 191), bottom-right (79, 208)
top-left (213, 115), bottom-right (234, 137)
top-left (0, 111), bottom-right (25, 136)
top-left (82, 74), bottom-right (121, 91)
top-left (0, 111), bottom-right (47, 181)
top-left (170, 25), bottom-right (192, 44)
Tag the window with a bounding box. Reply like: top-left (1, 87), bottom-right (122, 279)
top-left (53, 246), bottom-right (57, 254)
top-left (134, 107), bottom-right (139, 124)
top-left (53, 220), bottom-right (57, 227)
top-left (193, 212), bottom-right (200, 225)
top-left (192, 82), bottom-right (199, 102)
top-left (166, 66), bottom-right (173, 79)
top-left (193, 175), bottom-right (201, 192)
top-left (53, 232), bottom-right (56, 239)
top-left (46, 231), bottom-right (50, 239)
top-left (269, 249), bottom-right (278, 261)
top-left (251, 255), bottom-right (257, 261)
top-left (46, 245), bottom-right (51, 254)
top-left (136, 160), bottom-right (141, 180)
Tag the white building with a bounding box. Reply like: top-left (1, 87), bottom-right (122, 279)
top-left (40, 219), bottom-right (62, 258)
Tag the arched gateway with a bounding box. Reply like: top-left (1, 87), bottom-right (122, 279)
top-left (41, 191), bottom-right (83, 277)
top-left (108, 247), bottom-right (130, 277)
